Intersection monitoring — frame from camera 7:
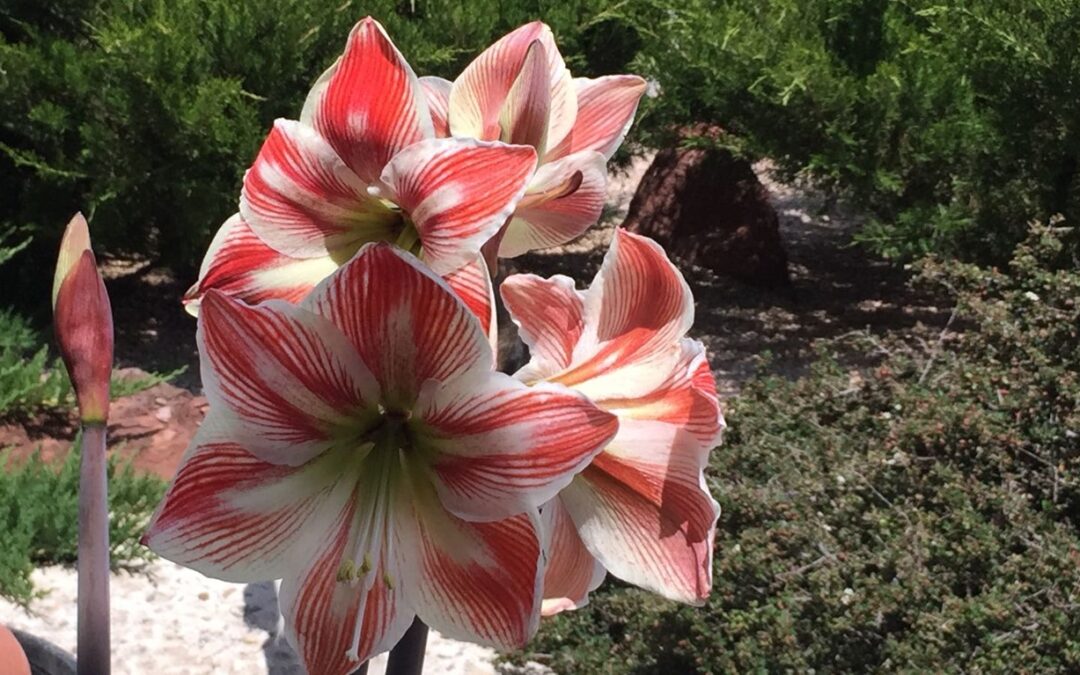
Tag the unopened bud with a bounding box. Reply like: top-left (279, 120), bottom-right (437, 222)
top-left (52, 213), bottom-right (113, 424)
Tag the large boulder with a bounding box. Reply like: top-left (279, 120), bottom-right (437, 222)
top-left (623, 125), bottom-right (790, 287)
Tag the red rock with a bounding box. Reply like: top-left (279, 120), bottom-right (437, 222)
top-left (623, 124), bottom-right (790, 288)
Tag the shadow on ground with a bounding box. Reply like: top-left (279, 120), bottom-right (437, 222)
top-left (243, 581), bottom-right (304, 675)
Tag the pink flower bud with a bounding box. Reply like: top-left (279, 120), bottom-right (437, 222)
top-left (52, 213), bottom-right (113, 424)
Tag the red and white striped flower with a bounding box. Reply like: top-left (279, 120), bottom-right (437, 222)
top-left (422, 22), bottom-right (647, 258)
top-left (184, 17), bottom-right (536, 343)
top-left (146, 243), bottom-right (618, 674)
top-left (501, 229), bottom-right (724, 614)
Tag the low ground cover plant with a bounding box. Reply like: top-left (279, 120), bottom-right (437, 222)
top-left (508, 224), bottom-right (1080, 672)
top-left (0, 447), bottom-right (165, 606)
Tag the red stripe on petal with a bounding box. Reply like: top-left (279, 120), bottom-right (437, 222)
top-left (199, 292), bottom-right (379, 465)
top-left (500, 273), bottom-right (585, 382)
top-left (280, 496), bottom-right (414, 675)
top-left (500, 150), bottom-right (608, 257)
top-left (600, 339), bottom-right (725, 449)
top-left (241, 119), bottom-right (400, 259)
top-left (418, 375), bottom-right (617, 521)
top-left (552, 229), bottom-right (693, 399)
top-left (548, 75), bottom-right (647, 161)
top-left (448, 21), bottom-right (575, 149)
top-left (395, 487), bottom-right (542, 649)
top-left (420, 76), bottom-right (452, 138)
top-left (314, 17), bottom-right (433, 184)
top-left (500, 40), bottom-right (551, 151)
top-left (443, 254), bottom-right (496, 356)
top-left (184, 214), bottom-right (336, 313)
top-left (302, 244), bottom-right (491, 408)
top-left (564, 449), bottom-right (718, 605)
top-left (540, 498), bottom-right (605, 615)
top-left (379, 138), bottom-right (536, 275)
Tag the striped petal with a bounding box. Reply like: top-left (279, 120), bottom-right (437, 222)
top-left (394, 480), bottom-right (543, 649)
top-left (301, 243), bottom-right (491, 410)
top-left (548, 75), bottom-right (647, 161)
top-left (420, 76), bottom-right (452, 138)
top-left (299, 58), bottom-right (340, 127)
top-left (540, 498), bottom-right (605, 616)
top-left (378, 137), bottom-right (536, 275)
top-left (499, 150), bottom-right (607, 257)
top-left (448, 21), bottom-right (576, 150)
top-left (198, 291), bottom-right (380, 466)
top-left (500, 273), bottom-right (585, 383)
top-left (279, 496), bottom-right (413, 674)
top-left (561, 423), bottom-right (719, 605)
top-left (240, 119), bottom-right (400, 259)
top-left (499, 39), bottom-right (551, 152)
top-left (554, 229), bottom-right (694, 400)
top-left (599, 339), bottom-right (725, 451)
top-left (443, 253), bottom-right (497, 356)
top-left (310, 17), bottom-right (433, 183)
top-left (183, 214), bottom-right (336, 315)
top-left (143, 416), bottom-right (358, 583)
top-left (413, 373), bottom-right (617, 521)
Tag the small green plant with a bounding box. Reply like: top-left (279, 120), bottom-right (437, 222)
top-left (507, 224), bottom-right (1080, 672)
top-left (0, 445), bottom-right (166, 606)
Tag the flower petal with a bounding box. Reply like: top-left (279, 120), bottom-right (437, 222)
top-left (553, 229), bottom-right (694, 400)
top-left (499, 150), bottom-right (607, 257)
top-left (540, 498), bottom-right (605, 616)
top-left (241, 119), bottom-right (400, 260)
top-left (413, 374), bottom-right (617, 521)
top-left (600, 339), bottom-right (725, 451)
top-left (143, 415), bottom-right (358, 583)
top-left (548, 75), bottom-right (647, 161)
top-left (500, 272), bottom-right (585, 383)
top-left (299, 57), bottom-right (340, 127)
top-left (198, 291), bottom-right (380, 466)
top-left (420, 76), bottom-right (452, 138)
top-left (183, 214), bottom-right (337, 315)
top-left (561, 423), bottom-right (719, 605)
top-left (301, 243), bottom-right (492, 409)
top-left (499, 40), bottom-right (551, 152)
top-left (442, 253), bottom-right (497, 357)
top-left (448, 21), bottom-right (575, 149)
top-left (310, 16), bottom-right (433, 183)
top-left (279, 496), bottom-right (413, 674)
top-left (394, 478), bottom-right (543, 649)
top-left (378, 137), bottom-right (536, 275)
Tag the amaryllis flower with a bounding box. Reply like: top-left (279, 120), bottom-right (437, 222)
top-left (184, 16), bottom-right (536, 340)
top-left (146, 243), bottom-right (618, 674)
top-left (501, 229), bottom-right (724, 613)
top-left (421, 22), bottom-right (647, 258)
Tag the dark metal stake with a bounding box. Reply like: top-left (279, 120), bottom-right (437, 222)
top-left (77, 424), bottom-right (110, 675)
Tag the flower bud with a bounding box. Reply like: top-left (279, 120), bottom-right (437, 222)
top-left (52, 213), bottom-right (113, 424)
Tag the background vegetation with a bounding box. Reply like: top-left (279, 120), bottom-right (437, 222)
top-left (3, 0), bottom-right (1078, 300)
top-left (0, 446), bottom-right (165, 606)
top-left (508, 224), bottom-right (1080, 672)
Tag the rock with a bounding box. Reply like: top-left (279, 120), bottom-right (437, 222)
top-left (622, 124), bottom-right (790, 288)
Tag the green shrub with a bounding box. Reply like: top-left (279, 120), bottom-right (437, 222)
top-left (507, 224), bottom-right (1080, 673)
top-left (0, 0), bottom-right (642, 296)
top-left (0, 445), bottom-right (166, 606)
top-left (627, 0), bottom-right (1080, 262)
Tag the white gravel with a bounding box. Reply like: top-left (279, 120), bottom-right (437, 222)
top-left (0, 561), bottom-right (539, 674)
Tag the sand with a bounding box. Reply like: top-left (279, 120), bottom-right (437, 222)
top-left (0, 560), bottom-right (541, 674)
